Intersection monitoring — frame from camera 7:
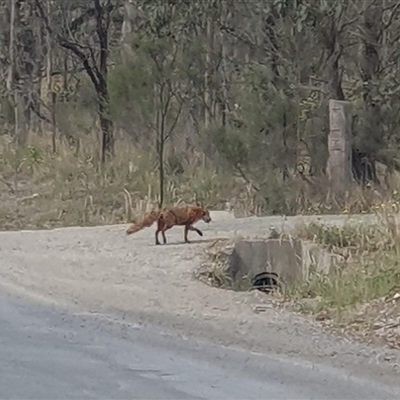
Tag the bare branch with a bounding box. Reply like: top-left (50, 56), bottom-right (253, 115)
top-left (33, 0), bottom-right (101, 93)
top-left (384, 1), bottom-right (400, 29)
top-left (235, 164), bottom-right (260, 192)
top-left (29, 102), bottom-right (51, 124)
top-left (164, 97), bottom-right (183, 142)
top-left (69, 8), bottom-right (96, 32)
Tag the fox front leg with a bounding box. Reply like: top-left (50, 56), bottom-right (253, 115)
top-left (161, 230), bottom-right (167, 244)
top-left (184, 225), bottom-right (190, 243)
top-left (191, 226), bottom-right (203, 237)
top-left (156, 219), bottom-right (168, 245)
top-left (155, 230), bottom-right (161, 245)
top-left (155, 229), bottom-right (167, 245)
top-left (188, 225), bottom-right (203, 237)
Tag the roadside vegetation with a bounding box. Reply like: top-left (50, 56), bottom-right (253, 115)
top-left (288, 212), bottom-right (400, 348)
top-left (195, 207), bottom-right (400, 348)
top-left (2, 1), bottom-right (400, 229)
top-left (1, 1), bottom-right (400, 347)
top-left (291, 210), bottom-right (400, 313)
top-left (1, 133), bottom-right (400, 231)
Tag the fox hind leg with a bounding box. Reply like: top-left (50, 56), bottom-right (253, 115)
top-left (160, 222), bottom-right (173, 245)
top-left (155, 229), bottom-right (167, 245)
top-left (184, 225), bottom-right (190, 243)
top-left (155, 219), bottom-right (164, 245)
top-left (155, 230), bottom-right (161, 245)
top-left (161, 226), bottom-right (173, 244)
top-left (161, 230), bottom-right (167, 244)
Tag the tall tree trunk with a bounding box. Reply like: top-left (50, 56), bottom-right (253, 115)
top-left (361, 1), bottom-right (383, 154)
top-left (14, 91), bottom-right (28, 147)
top-left (154, 95), bottom-right (164, 208)
top-left (203, 17), bottom-right (213, 129)
top-left (6, 0), bottom-right (15, 93)
top-left (220, 30), bottom-right (229, 127)
top-left (158, 131), bottom-right (165, 208)
top-left (7, 0), bottom-right (20, 143)
top-left (50, 91), bottom-right (57, 153)
top-left (9, 0), bottom-right (28, 146)
top-left (99, 95), bottom-right (114, 163)
top-left (320, 13), bottom-right (345, 101)
top-left (95, 0), bottom-right (114, 161)
top-left (45, 0), bottom-right (57, 152)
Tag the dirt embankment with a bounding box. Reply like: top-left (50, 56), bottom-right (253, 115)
top-left (0, 214), bottom-right (400, 387)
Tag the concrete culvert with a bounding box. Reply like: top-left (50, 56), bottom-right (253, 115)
top-left (220, 238), bottom-right (337, 292)
top-left (251, 272), bottom-right (280, 294)
top-left (197, 238), bottom-right (337, 293)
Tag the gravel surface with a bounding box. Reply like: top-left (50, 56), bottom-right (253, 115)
top-left (2, 289), bottom-right (399, 399)
top-left (1, 213), bottom-right (400, 389)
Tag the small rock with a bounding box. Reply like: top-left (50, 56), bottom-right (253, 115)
top-left (253, 305), bottom-right (272, 313)
top-left (269, 228), bottom-right (280, 239)
top-left (316, 311), bottom-right (330, 321)
top-left (373, 322), bottom-right (385, 330)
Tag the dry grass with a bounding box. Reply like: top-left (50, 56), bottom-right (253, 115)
top-left (2, 132), bottom-right (400, 346)
top-left (194, 239), bottom-right (234, 289)
top-left (194, 238), bottom-right (255, 291)
top-left (0, 134), bottom-right (241, 230)
top-left (1, 131), bottom-right (400, 226)
top-left (194, 230), bottom-right (283, 293)
top-left (195, 209), bottom-right (400, 348)
top-left (286, 210), bottom-right (400, 326)
top-left (2, 131), bottom-right (400, 232)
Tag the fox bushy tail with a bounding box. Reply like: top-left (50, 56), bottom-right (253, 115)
top-left (126, 210), bottom-right (160, 235)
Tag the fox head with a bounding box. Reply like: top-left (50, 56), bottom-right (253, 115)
top-left (201, 208), bottom-right (212, 223)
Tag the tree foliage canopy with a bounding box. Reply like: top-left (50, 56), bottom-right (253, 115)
top-left (1, 0), bottom-right (400, 208)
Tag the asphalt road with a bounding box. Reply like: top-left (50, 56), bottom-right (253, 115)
top-left (0, 290), bottom-right (399, 400)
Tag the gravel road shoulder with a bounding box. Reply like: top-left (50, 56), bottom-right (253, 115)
top-left (1, 214), bottom-right (400, 388)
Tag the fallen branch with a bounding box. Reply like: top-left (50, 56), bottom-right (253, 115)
top-left (18, 193), bottom-right (39, 202)
top-left (0, 177), bottom-right (15, 194)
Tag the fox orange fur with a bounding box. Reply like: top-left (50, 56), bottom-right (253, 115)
top-left (126, 205), bottom-right (212, 245)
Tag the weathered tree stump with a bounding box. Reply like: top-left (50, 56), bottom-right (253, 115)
top-left (327, 100), bottom-right (353, 195)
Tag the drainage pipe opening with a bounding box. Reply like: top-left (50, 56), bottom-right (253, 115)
top-left (252, 272), bottom-right (280, 294)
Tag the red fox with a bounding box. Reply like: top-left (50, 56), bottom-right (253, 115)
top-left (126, 205), bottom-right (212, 245)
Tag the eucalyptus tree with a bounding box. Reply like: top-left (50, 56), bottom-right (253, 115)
top-left (33, 0), bottom-right (119, 162)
